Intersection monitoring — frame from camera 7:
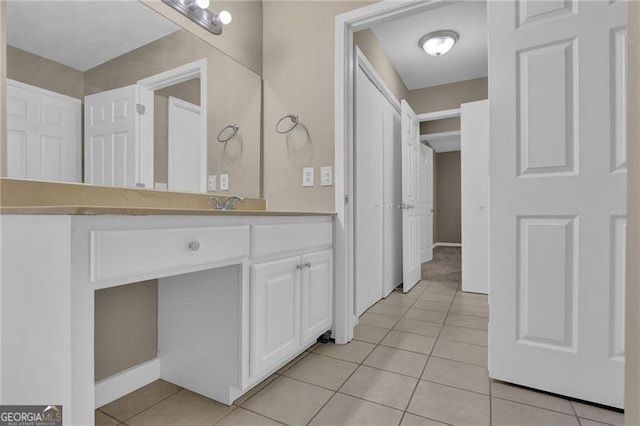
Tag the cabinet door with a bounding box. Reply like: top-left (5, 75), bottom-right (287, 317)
top-left (300, 250), bottom-right (333, 346)
top-left (251, 256), bottom-right (301, 378)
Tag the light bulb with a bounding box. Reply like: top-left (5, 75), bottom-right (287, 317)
top-left (218, 10), bottom-right (232, 25)
top-left (419, 31), bottom-right (459, 57)
top-left (195, 0), bottom-right (209, 9)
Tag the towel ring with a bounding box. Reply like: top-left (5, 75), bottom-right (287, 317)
top-left (276, 114), bottom-right (299, 134)
top-left (217, 124), bottom-right (239, 143)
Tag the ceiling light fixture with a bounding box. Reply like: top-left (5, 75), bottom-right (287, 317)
top-left (419, 30), bottom-right (459, 56)
top-left (162, 0), bottom-right (232, 35)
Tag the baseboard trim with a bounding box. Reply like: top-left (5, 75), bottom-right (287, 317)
top-left (433, 242), bottom-right (462, 248)
top-left (95, 358), bottom-right (161, 408)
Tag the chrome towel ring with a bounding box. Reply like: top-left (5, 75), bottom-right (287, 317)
top-left (217, 124), bottom-right (239, 143)
top-left (276, 114), bottom-right (299, 134)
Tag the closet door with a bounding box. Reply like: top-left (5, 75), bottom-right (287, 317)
top-left (355, 67), bottom-right (384, 316)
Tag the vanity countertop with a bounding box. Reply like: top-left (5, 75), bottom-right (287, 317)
top-left (0, 178), bottom-right (335, 217)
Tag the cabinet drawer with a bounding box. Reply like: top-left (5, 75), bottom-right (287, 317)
top-left (251, 222), bottom-right (332, 258)
top-left (90, 226), bottom-right (250, 283)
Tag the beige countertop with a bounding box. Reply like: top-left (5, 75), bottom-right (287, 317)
top-left (0, 178), bottom-right (335, 217)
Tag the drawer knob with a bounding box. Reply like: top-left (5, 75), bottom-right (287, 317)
top-left (188, 241), bottom-right (201, 251)
top-left (304, 262), bottom-right (311, 268)
top-left (296, 264), bottom-right (304, 270)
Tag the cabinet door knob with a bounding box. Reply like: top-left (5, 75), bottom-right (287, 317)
top-left (296, 264), bottom-right (304, 270)
top-left (188, 241), bottom-right (200, 251)
top-left (304, 262), bottom-right (311, 268)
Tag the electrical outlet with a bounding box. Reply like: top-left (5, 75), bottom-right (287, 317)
top-left (219, 173), bottom-right (229, 191)
top-left (207, 175), bottom-right (217, 192)
top-left (320, 166), bottom-right (333, 187)
top-left (302, 167), bottom-right (315, 187)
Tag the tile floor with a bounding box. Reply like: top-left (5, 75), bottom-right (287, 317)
top-left (96, 248), bottom-right (624, 426)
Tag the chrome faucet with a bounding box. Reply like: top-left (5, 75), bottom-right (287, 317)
top-left (223, 195), bottom-right (245, 210)
top-left (209, 195), bottom-right (245, 210)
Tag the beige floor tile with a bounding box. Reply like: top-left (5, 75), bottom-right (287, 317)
top-left (579, 418), bottom-right (614, 426)
top-left (233, 375), bottom-right (278, 406)
top-left (363, 346), bottom-right (428, 378)
top-left (401, 413), bottom-right (448, 425)
top-left (353, 324), bottom-right (390, 344)
top-left (359, 312), bottom-right (401, 329)
top-left (491, 381), bottom-right (575, 415)
top-left (418, 293), bottom-right (455, 303)
top-left (310, 393), bottom-right (403, 426)
top-left (100, 380), bottom-right (182, 421)
top-left (422, 357), bottom-right (489, 394)
top-left (284, 353), bottom-right (358, 390)
top-left (439, 325), bottom-right (488, 347)
top-left (430, 281), bottom-right (460, 290)
top-left (127, 390), bottom-right (233, 426)
top-left (380, 330), bottom-right (436, 355)
top-left (432, 340), bottom-right (487, 367)
top-left (492, 398), bottom-right (579, 426)
top-left (313, 340), bottom-right (376, 363)
top-left (216, 407), bottom-right (280, 425)
top-left (394, 318), bottom-right (442, 337)
top-left (422, 287), bottom-right (457, 296)
top-left (367, 303), bottom-right (410, 318)
top-left (393, 287), bottom-right (423, 299)
top-left (95, 411), bottom-right (120, 426)
top-left (277, 351), bottom-right (308, 374)
top-left (450, 303), bottom-right (489, 318)
top-left (407, 380), bottom-right (490, 425)
top-left (243, 377), bottom-right (333, 425)
top-left (454, 294), bottom-right (489, 307)
top-left (340, 365), bottom-right (418, 410)
top-left (380, 295), bottom-right (416, 308)
top-left (445, 314), bottom-right (489, 331)
top-left (572, 401), bottom-right (624, 426)
top-left (412, 300), bottom-right (451, 313)
top-left (456, 291), bottom-right (488, 299)
top-left (404, 308), bottom-right (447, 324)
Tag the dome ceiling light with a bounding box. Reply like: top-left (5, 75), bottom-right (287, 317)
top-left (419, 30), bottom-right (459, 56)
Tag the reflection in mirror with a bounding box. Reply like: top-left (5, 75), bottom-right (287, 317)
top-left (5, 0), bottom-right (261, 197)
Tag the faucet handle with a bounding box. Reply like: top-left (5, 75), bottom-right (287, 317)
top-left (208, 196), bottom-right (225, 209)
top-left (224, 196), bottom-right (245, 210)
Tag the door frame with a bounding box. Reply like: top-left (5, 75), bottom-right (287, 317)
top-left (137, 58), bottom-right (208, 192)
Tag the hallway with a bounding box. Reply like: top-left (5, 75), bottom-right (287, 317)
top-left (96, 248), bottom-right (624, 426)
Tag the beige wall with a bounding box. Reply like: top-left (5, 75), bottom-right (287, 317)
top-left (421, 117), bottom-right (460, 135)
top-left (95, 281), bottom-right (158, 381)
top-left (626, 2), bottom-right (640, 424)
top-left (353, 29), bottom-right (409, 102)
top-left (142, 0), bottom-right (263, 76)
top-left (435, 151), bottom-right (461, 244)
top-left (262, 1), bottom-right (374, 212)
top-left (6, 46), bottom-right (85, 100)
top-left (84, 29), bottom-right (261, 197)
top-left (408, 77), bottom-right (488, 115)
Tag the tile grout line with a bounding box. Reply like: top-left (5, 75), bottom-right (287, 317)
top-left (102, 383), bottom-right (184, 423)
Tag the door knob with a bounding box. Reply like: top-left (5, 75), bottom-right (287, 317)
top-left (188, 241), bottom-right (200, 251)
top-left (304, 262), bottom-right (311, 268)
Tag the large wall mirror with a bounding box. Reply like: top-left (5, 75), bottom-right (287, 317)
top-left (5, 0), bottom-right (261, 197)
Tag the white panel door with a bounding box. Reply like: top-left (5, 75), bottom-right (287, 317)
top-left (489, 0), bottom-right (626, 407)
top-left (419, 144), bottom-right (434, 264)
top-left (300, 250), bottom-right (333, 346)
top-left (355, 67), bottom-right (384, 316)
top-left (251, 257), bottom-right (301, 378)
top-left (85, 85), bottom-right (139, 188)
top-left (461, 100), bottom-right (490, 294)
top-left (168, 96), bottom-right (204, 193)
top-left (401, 99), bottom-right (421, 293)
top-left (6, 80), bottom-right (81, 182)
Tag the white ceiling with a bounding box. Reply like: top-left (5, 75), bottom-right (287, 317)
top-left (421, 131), bottom-right (461, 153)
top-left (370, 1), bottom-right (488, 90)
top-left (7, 0), bottom-right (181, 72)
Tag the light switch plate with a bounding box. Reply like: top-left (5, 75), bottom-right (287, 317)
top-left (207, 175), bottom-right (217, 192)
top-left (320, 166), bottom-right (333, 187)
top-left (219, 174), bottom-right (229, 191)
top-left (302, 167), bottom-right (315, 187)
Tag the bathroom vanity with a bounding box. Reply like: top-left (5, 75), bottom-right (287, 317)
top-left (0, 180), bottom-right (335, 426)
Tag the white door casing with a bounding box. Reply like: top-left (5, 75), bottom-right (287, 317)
top-left (489, 0), bottom-right (627, 407)
top-left (461, 100), bottom-right (490, 294)
top-left (168, 96), bottom-right (204, 193)
top-left (419, 144), bottom-right (434, 264)
top-left (85, 85), bottom-right (146, 188)
top-left (6, 80), bottom-right (81, 182)
top-left (401, 99), bottom-right (421, 292)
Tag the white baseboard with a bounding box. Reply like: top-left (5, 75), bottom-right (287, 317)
top-left (95, 358), bottom-right (161, 408)
top-left (433, 242), bottom-right (462, 248)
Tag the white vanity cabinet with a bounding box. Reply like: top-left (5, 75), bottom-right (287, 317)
top-left (0, 213), bottom-right (334, 426)
top-left (250, 249), bottom-right (333, 379)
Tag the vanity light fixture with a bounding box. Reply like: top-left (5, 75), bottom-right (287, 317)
top-left (162, 0), bottom-right (232, 35)
top-left (419, 30), bottom-right (459, 56)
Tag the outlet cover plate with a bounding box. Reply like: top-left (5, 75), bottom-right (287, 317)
top-left (220, 174), bottom-right (229, 191)
top-left (302, 167), bottom-right (315, 187)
